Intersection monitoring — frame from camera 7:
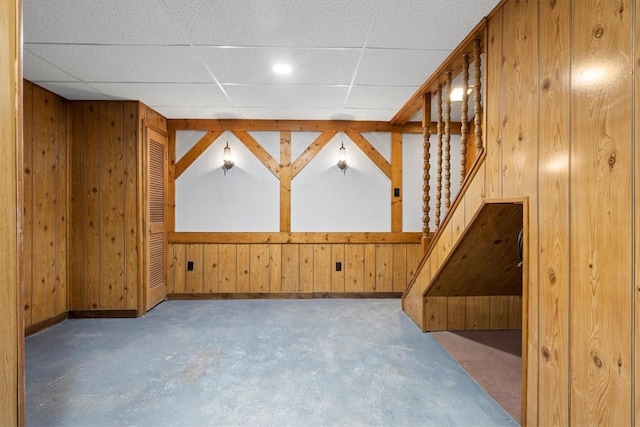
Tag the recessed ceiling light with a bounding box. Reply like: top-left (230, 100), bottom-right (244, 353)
top-left (273, 63), bottom-right (292, 75)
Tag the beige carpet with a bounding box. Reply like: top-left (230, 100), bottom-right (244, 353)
top-left (432, 330), bottom-right (522, 423)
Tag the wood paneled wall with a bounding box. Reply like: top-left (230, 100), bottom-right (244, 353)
top-left (167, 242), bottom-right (422, 296)
top-left (1, 0), bottom-right (23, 423)
top-left (69, 101), bottom-right (166, 313)
top-left (406, 0), bottom-right (640, 424)
top-left (23, 80), bottom-right (69, 328)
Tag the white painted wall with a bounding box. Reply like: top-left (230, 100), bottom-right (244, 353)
top-left (175, 130), bottom-right (461, 232)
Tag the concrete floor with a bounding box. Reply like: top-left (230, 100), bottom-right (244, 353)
top-left (26, 299), bottom-right (517, 426)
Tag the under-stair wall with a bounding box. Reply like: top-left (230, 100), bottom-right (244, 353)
top-left (403, 0), bottom-right (640, 425)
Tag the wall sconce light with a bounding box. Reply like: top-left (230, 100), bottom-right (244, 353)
top-left (337, 142), bottom-right (347, 174)
top-left (222, 142), bottom-right (234, 175)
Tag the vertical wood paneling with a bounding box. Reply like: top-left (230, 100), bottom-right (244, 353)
top-left (123, 103), bottom-right (138, 309)
top-left (485, 7), bottom-right (503, 199)
top-left (447, 297), bottom-right (466, 330)
top-left (166, 244), bottom-right (175, 293)
top-left (345, 244), bottom-right (364, 292)
top-left (425, 297), bottom-right (447, 331)
top-left (100, 103), bottom-right (125, 307)
top-left (636, 1), bottom-right (640, 423)
top-left (218, 244), bottom-right (236, 292)
top-left (363, 244), bottom-right (376, 292)
top-left (281, 244), bottom-right (299, 292)
top-left (250, 244), bottom-right (269, 292)
top-left (537, 0), bottom-right (570, 422)
top-left (70, 105), bottom-right (84, 309)
top-left (32, 86), bottom-right (57, 319)
top-left (489, 296), bottom-right (510, 329)
top-left (508, 296), bottom-right (522, 329)
top-left (464, 163), bottom-right (485, 227)
top-left (313, 244), bottom-right (331, 292)
top-left (465, 296), bottom-right (491, 330)
top-left (269, 244), bottom-right (282, 292)
top-left (500, 2), bottom-right (539, 423)
top-left (23, 82), bottom-right (33, 326)
top-left (236, 244), bottom-right (250, 293)
top-left (392, 245), bottom-right (407, 292)
top-left (406, 244), bottom-right (422, 279)
top-left (375, 244), bottom-right (393, 292)
top-left (331, 244), bottom-right (345, 292)
top-left (55, 97), bottom-right (68, 314)
top-left (299, 244), bottom-right (314, 292)
top-left (570, 1), bottom-right (633, 424)
top-left (185, 243), bottom-right (203, 293)
top-left (173, 244), bottom-right (186, 293)
top-left (203, 244), bottom-right (219, 293)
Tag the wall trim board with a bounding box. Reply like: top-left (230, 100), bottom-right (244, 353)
top-left (169, 232), bottom-right (423, 244)
top-left (167, 292), bottom-right (402, 300)
top-left (24, 312), bottom-right (68, 337)
top-left (68, 310), bottom-right (138, 319)
top-left (167, 119), bottom-right (461, 134)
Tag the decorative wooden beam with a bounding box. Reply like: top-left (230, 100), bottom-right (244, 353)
top-left (167, 128), bottom-right (176, 232)
top-left (231, 130), bottom-right (280, 178)
top-left (168, 231), bottom-right (423, 244)
top-left (291, 130), bottom-right (337, 179)
top-left (344, 131), bottom-right (392, 179)
top-left (174, 130), bottom-right (223, 179)
top-left (170, 119), bottom-right (408, 133)
top-left (391, 132), bottom-right (403, 233)
top-left (279, 131), bottom-right (292, 232)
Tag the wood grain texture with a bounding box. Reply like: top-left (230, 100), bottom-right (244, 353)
top-left (636, 1), bottom-right (640, 424)
top-left (345, 244), bottom-right (364, 292)
top-left (218, 244), bottom-right (236, 293)
top-left (281, 244), bottom-right (299, 292)
top-left (23, 81), bottom-right (33, 327)
top-left (570, 1), bottom-right (632, 425)
top-left (123, 103), bottom-right (138, 309)
top-left (447, 297), bottom-right (466, 330)
top-left (279, 131), bottom-right (291, 232)
top-left (236, 244), bottom-right (250, 293)
top-left (168, 232), bottom-right (422, 244)
top-left (537, 0), bottom-right (570, 423)
top-left (332, 245), bottom-right (345, 292)
top-left (174, 130), bottom-right (223, 179)
top-left (313, 244), bottom-right (331, 292)
top-left (345, 131), bottom-right (392, 179)
top-left (203, 244), bottom-right (219, 293)
top-left (375, 244), bottom-right (393, 292)
top-left (484, 7), bottom-right (503, 199)
top-left (0, 1), bottom-right (21, 421)
top-left (391, 132), bottom-right (403, 232)
top-left (185, 244), bottom-right (203, 293)
top-left (249, 244), bottom-right (270, 292)
top-left (299, 244), bottom-right (314, 292)
top-left (392, 245), bottom-right (407, 292)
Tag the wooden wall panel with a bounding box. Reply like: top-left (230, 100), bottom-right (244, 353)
top-left (250, 244), bottom-right (270, 292)
top-left (363, 244), bottom-right (376, 292)
top-left (123, 103), bottom-right (138, 309)
top-left (269, 244), bottom-right (282, 292)
top-left (185, 244), bottom-right (203, 293)
top-left (299, 244), bottom-right (314, 292)
top-left (375, 244), bottom-right (393, 292)
top-left (236, 244), bottom-right (250, 293)
top-left (484, 6), bottom-right (503, 199)
top-left (331, 244), bottom-right (345, 292)
top-left (1, 1), bottom-right (22, 421)
top-left (636, 2), bottom-right (640, 424)
top-left (447, 297), bottom-right (465, 330)
top-left (345, 244), bottom-right (364, 292)
top-left (218, 244), bottom-right (236, 292)
top-left (203, 244), bottom-right (219, 293)
top-left (392, 245), bottom-right (407, 292)
top-left (23, 82), bottom-right (70, 325)
top-left (313, 244), bottom-right (331, 292)
top-left (537, 0), bottom-right (570, 422)
top-left (570, 1), bottom-right (633, 425)
top-left (281, 244), bottom-right (299, 292)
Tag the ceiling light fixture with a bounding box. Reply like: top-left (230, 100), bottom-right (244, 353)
top-left (449, 87), bottom-right (473, 102)
top-left (273, 63), bottom-right (292, 75)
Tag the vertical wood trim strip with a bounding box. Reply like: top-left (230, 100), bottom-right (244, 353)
top-left (280, 131), bottom-right (291, 232)
top-left (391, 132), bottom-right (403, 232)
top-left (167, 128), bottom-right (176, 232)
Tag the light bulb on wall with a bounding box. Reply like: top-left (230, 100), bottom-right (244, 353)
top-left (222, 142), bottom-right (234, 175)
top-left (337, 142), bottom-right (347, 174)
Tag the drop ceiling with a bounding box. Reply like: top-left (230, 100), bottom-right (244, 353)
top-left (23, 0), bottom-right (500, 121)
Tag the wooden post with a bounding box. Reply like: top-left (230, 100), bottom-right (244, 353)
top-left (421, 93), bottom-right (431, 251)
top-left (474, 38), bottom-right (483, 152)
top-left (390, 132), bottom-right (402, 232)
top-left (460, 54), bottom-right (470, 186)
top-left (435, 85), bottom-right (443, 229)
top-left (279, 131), bottom-right (291, 232)
top-left (444, 71), bottom-right (452, 210)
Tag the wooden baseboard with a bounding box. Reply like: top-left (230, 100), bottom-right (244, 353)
top-left (68, 309), bottom-right (138, 319)
top-left (167, 292), bottom-right (403, 300)
top-left (25, 312), bottom-right (68, 337)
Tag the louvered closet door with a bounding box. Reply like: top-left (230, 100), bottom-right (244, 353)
top-left (146, 128), bottom-right (167, 311)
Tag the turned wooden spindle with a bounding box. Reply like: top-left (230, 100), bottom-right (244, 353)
top-left (474, 37), bottom-right (483, 152)
top-left (444, 71), bottom-right (452, 211)
top-left (422, 92), bottom-right (432, 238)
top-left (435, 85), bottom-right (443, 229)
top-left (460, 54), bottom-right (469, 187)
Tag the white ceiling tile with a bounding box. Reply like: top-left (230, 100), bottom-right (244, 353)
top-left (32, 82), bottom-right (112, 100)
top-left (164, 0), bottom-right (377, 48)
top-left (236, 108), bottom-right (358, 121)
top-left (343, 108), bottom-right (397, 121)
top-left (224, 85), bottom-right (348, 108)
top-left (355, 49), bottom-right (450, 87)
top-left (152, 106), bottom-right (244, 119)
top-left (197, 47), bottom-right (360, 85)
top-left (24, 50), bottom-right (78, 82)
top-left (346, 86), bottom-right (418, 110)
top-left (369, 0), bottom-right (501, 50)
top-left (25, 44), bottom-right (213, 83)
top-left (89, 83), bottom-right (230, 107)
top-left (24, 0), bottom-right (187, 45)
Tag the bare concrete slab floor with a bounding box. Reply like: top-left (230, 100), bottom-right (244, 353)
top-left (26, 299), bottom-right (518, 426)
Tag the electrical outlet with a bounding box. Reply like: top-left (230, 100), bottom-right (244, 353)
top-left (336, 262), bottom-right (342, 272)
top-left (187, 261), bottom-right (194, 271)
top-left (394, 188), bottom-right (400, 197)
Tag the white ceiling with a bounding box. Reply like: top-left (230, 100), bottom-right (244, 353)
top-left (23, 0), bottom-right (500, 121)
